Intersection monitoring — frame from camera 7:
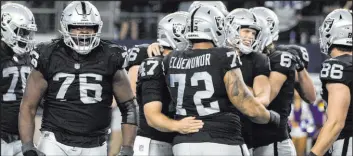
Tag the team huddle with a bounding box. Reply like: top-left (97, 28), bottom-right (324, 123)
top-left (1, 1), bottom-right (352, 156)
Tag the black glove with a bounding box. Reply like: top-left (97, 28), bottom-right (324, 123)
top-left (118, 146), bottom-right (134, 156)
top-left (269, 110), bottom-right (280, 127)
top-left (22, 142), bottom-right (46, 156)
top-left (294, 55), bottom-right (305, 72)
top-left (277, 44), bottom-right (309, 69)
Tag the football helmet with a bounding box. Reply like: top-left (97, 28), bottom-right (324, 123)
top-left (188, 1), bottom-right (229, 16)
top-left (1, 3), bottom-right (37, 55)
top-left (249, 7), bottom-right (279, 41)
top-left (225, 9), bottom-right (262, 54)
top-left (185, 5), bottom-right (226, 47)
top-left (157, 11), bottom-right (189, 51)
top-left (253, 16), bottom-right (273, 53)
top-left (60, 1), bottom-right (103, 55)
top-left (319, 9), bottom-right (352, 55)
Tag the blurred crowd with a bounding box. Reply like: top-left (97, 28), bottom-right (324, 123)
top-left (116, 0), bottom-right (352, 43)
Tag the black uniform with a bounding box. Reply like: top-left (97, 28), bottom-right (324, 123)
top-left (163, 48), bottom-right (243, 145)
top-left (126, 44), bottom-right (176, 143)
top-left (32, 39), bottom-right (126, 148)
top-left (136, 55), bottom-right (175, 143)
top-left (239, 52), bottom-right (271, 148)
top-left (252, 50), bottom-right (297, 148)
top-left (1, 43), bottom-right (32, 139)
top-left (320, 54), bottom-right (353, 139)
top-left (125, 44), bottom-right (149, 71)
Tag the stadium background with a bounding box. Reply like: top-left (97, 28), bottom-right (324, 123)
top-left (1, 0), bottom-right (351, 155)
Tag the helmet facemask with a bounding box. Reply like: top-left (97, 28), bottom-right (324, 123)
top-left (1, 7), bottom-right (37, 55)
top-left (61, 24), bottom-right (101, 55)
top-left (226, 24), bottom-right (261, 54)
top-left (59, 1), bottom-right (103, 55)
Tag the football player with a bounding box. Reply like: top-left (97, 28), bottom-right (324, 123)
top-left (248, 7), bottom-right (316, 156)
top-left (164, 5), bottom-right (280, 155)
top-left (146, 1), bottom-right (228, 57)
top-left (223, 8), bottom-right (272, 155)
top-left (1, 3), bottom-right (37, 156)
top-left (250, 7), bottom-right (316, 105)
top-left (18, 1), bottom-right (138, 156)
top-left (188, 1), bottom-right (229, 16)
top-left (129, 11), bottom-right (202, 156)
top-left (310, 9), bottom-right (352, 156)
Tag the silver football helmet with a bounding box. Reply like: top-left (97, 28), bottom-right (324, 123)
top-left (188, 1), bottom-right (229, 16)
top-left (59, 1), bottom-right (103, 55)
top-left (157, 11), bottom-right (189, 51)
top-left (253, 16), bottom-right (273, 53)
top-left (185, 5), bottom-right (226, 47)
top-left (1, 3), bottom-right (37, 55)
top-left (225, 9), bottom-right (262, 54)
top-left (319, 9), bottom-right (352, 55)
top-left (249, 7), bottom-right (279, 41)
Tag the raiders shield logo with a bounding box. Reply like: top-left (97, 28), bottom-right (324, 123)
top-left (214, 16), bottom-right (224, 30)
top-left (323, 18), bottom-right (334, 33)
top-left (266, 17), bottom-right (275, 31)
top-left (1, 13), bottom-right (12, 24)
top-left (172, 23), bottom-right (185, 37)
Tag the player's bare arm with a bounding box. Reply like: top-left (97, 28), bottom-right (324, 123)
top-left (268, 71), bottom-right (287, 103)
top-left (311, 83), bottom-right (351, 155)
top-left (128, 66), bottom-right (140, 96)
top-left (224, 68), bottom-right (277, 124)
top-left (253, 75), bottom-right (271, 107)
top-left (295, 69), bottom-right (316, 103)
top-left (144, 101), bottom-right (204, 134)
top-left (112, 69), bottom-right (138, 148)
top-left (19, 69), bottom-right (47, 155)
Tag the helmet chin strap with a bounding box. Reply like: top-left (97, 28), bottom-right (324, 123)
top-left (238, 42), bottom-right (253, 54)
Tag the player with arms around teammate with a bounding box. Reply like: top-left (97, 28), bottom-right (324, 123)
top-left (163, 5), bottom-right (280, 156)
top-left (134, 11), bottom-right (204, 156)
top-left (245, 9), bottom-right (298, 156)
top-left (1, 3), bottom-right (37, 156)
top-left (18, 1), bottom-right (138, 156)
top-left (250, 7), bottom-right (316, 105)
top-left (224, 8), bottom-right (272, 153)
top-left (310, 9), bottom-right (352, 156)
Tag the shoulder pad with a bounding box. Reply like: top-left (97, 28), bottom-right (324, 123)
top-left (138, 56), bottom-right (164, 80)
top-left (126, 45), bottom-right (149, 70)
top-left (320, 57), bottom-right (353, 86)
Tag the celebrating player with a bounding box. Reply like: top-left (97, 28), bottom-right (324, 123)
top-left (163, 5), bottom-right (280, 155)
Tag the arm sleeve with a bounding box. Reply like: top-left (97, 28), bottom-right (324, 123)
top-left (221, 48), bottom-right (242, 72)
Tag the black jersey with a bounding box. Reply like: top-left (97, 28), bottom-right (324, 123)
top-left (252, 50), bottom-right (297, 148)
top-left (125, 44), bottom-right (149, 71)
top-left (239, 52), bottom-right (270, 148)
top-left (32, 39), bottom-right (126, 147)
top-left (320, 54), bottom-right (353, 139)
top-left (163, 47), bottom-right (243, 145)
top-left (136, 55), bottom-right (175, 143)
top-left (0, 43), bottom-right (32, 135)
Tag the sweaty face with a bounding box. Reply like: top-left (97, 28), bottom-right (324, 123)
top-left (239, 28), bottom-right (257, 47)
